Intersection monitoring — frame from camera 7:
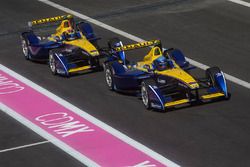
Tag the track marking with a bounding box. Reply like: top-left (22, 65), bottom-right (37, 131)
top-left (0, 141), bottom-right (49, 153)
top-left (38, 0), bottom-right (250, 90)
top-left (0, 64), bottom-right (179, 166)
top-left (0, 103), bottom-right (100, 167)
top-left (228, 0), bottom-right (250, 8)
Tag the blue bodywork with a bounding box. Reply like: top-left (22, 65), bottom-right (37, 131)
top-left (104, 40), bottom-right (229, 111)
top-left (53, 52), bottom-right (70, 76)
top-left (50, 46), bottom-right (100, 77)
top-left (21, 22), bottom-right (98, 61)
top-left (77, 22), bottom-right (100, 42)
top-left (213, 72), bottom-right (228, 97)
top-left (106, 60), bottom-right (151, 91)
top-left (21, 31), bottom-right (63, 61)
top-left (147, 85), bottom-right (165, 110)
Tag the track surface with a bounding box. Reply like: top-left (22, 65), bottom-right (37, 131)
top-left (1, 0), bottom-right (250, 166)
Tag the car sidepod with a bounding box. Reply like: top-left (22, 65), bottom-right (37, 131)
top-left (107, 61), bottom-right (150, 91)
top-left (21, 31), bottom-right (62, 61)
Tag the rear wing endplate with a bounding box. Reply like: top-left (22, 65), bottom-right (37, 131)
top-left (114, 40), bottom-right (161, 52)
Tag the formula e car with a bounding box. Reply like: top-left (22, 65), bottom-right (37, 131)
top-left (21, 15), bottom-right (101, 76)
top-left (103, 38), bottom-right (229, 111)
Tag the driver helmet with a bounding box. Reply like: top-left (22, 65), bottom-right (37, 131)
top-left (153, 56), bottom-right (169, 71)
top-left (64, 29), bottom-right (78, 40)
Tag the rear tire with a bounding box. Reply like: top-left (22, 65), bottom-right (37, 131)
top-left (90, 57), bottom-right (101, 70)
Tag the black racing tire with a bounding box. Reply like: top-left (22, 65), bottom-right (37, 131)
top-left (94, 58), bottom-right (103, 71)
top-left (206, 66), bottom-right (221, 87)
top-left (105, 64), bottom-right (115, 90)
top-left (141, 79), bottom-right (157, 110)
top-left (49, 50), bottom-right (58, 75)
top-left (20, 34), bottom-right (31, 60)
top-left (90, 56), bottom-right (100, 67)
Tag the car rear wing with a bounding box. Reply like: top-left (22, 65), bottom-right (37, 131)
top-left (114, 40), bottom-right (161, 52)
top-left (28, 14), bottom-right (73, 28)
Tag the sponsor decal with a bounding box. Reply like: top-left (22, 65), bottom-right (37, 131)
top-left (115, 40), bottom-right (160, 52)
top-left (0, 73), bottom-right (24, 95)
top-left (0, 66), bottom-right (176, 166)
top-left (216, 73), bottom-right (222, 77)
top-left (151, 103), bottom-right (162, 109)
top-left (31, 15), bottom-right (72, 25)
top-left (35, 112), bottom-right (94, 138)
top-left (157, 78), bottom-right (166, 84)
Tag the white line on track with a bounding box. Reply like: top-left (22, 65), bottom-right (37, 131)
top-left (0, 64), bottom-right (180, 166)
top-left (228, 0), bottom-right (250, 8)
top-left (0, 103), bottom-right (100, 167)
top-left (38, 0), bottom-right (250, 90)
top-left (0, 141), bottom-right (49, 153)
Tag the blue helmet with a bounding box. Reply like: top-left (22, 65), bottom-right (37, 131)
top-left (153, 56), bottom-right (174, 71)
top-left (64, 30), bottom-right (79, 41)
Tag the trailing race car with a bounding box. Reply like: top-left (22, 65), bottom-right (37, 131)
top-left (103, 38), bottom-right (229, 111)
top-left (21, 15), bottom-right (101, 76)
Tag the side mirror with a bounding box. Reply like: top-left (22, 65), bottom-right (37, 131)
top-left (143, 64), bottom-right (154, 72)
top-left (54, 36), bottom-right (62, 43)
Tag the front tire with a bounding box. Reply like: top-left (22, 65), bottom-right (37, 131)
top-left (49, 52), bottom-right (57, 75)
top-left (21, 37), bottom-right (30, 60)
top-left (206, 66), bottom-right (221, 87)
top-left (206, 66), bottom-right (229, 99)
top-left (105, 65), bottom-right (114, 90)
top-left (141, 81), bottom-right (151, 110)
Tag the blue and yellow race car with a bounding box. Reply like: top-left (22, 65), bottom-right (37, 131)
top-left (103, 38), bottom-right (229, 111)
top-left (21, 15), bottom-right (101, 76)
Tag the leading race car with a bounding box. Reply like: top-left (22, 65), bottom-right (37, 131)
top-left (103, 38), bottom-right (229, 111)
top-left (21, 15), bottom-right (101, 76)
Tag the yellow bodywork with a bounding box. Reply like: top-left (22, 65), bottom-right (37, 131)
top-left (47, 19), bottom-right (99, 57)
top-left (165, 99), bottom-right (189, 107)
top-left (63, 37), bottom-right (99, 56)
top-left (201, 93), bottom-right (224, 100)
top-left (30, 15), bottom-right (100, 73)
top-left (136, 46), bottom-right (199, 89)
top-left (114, 40), bottom-right (225, 108)
top-left (68, 65), bottom-right (92, 73)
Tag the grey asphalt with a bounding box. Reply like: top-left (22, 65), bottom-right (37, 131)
top-left (1, 0), bottom-right (250, 167)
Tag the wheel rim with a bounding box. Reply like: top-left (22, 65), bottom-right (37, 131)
top-left (49, 54), bottom-right (56, 73)
top-left (105, 68), bottom-right (112, 88)
top-left (141, 84), bottom-right (149, 107)
top-left (21, 39), bottom-right (28, 58)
